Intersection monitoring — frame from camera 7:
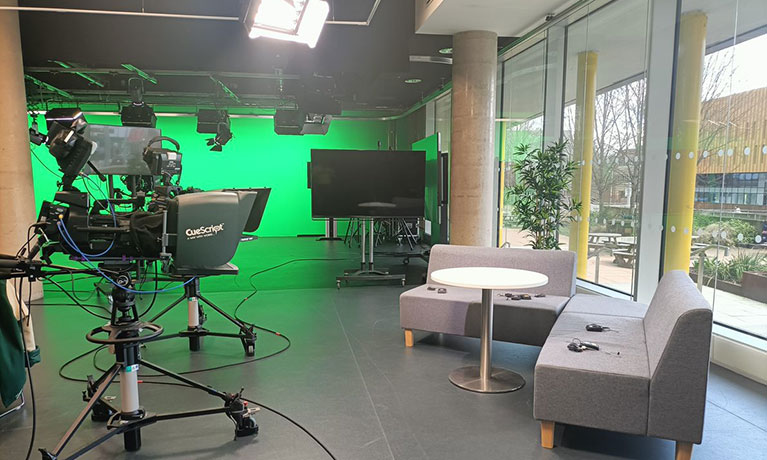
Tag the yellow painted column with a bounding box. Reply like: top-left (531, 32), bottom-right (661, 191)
top-left (663, 12), bottom-right (707, 273)
top-left (498, 121), bottom-right (507, 247)
top-left (569, 51), bottom-right (597, 278)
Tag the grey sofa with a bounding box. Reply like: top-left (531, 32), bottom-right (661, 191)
top-left (534, 270), bottom-right (713, 460)
top-left (399, 244), bottom-right (577, 347)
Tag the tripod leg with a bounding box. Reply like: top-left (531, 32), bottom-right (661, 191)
top-left (138, 360), bottom-right (258, 439)
top-left (197, 295), bottom-right (251, 332)
top-left (197, 295), bottom-right (256, 356)
top-left (84, 374), bottom-right (118, 422)
top-left (140, 360), bottom-right (228, 399)
top-left (45, 364), bottom-right (121, 458)
top-left (148, 294), bottom-right (185, 323)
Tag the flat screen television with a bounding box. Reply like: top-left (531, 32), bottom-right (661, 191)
top-left (310, 149), bottom-right (425, 218)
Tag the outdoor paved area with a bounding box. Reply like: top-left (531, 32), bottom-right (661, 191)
top-left (500, 227), bottom-right (767, 339)
top-left (704, 287), bottom-right (767, 338)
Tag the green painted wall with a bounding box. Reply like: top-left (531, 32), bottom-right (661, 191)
top-left (30, 115), bottom-right (390, 236)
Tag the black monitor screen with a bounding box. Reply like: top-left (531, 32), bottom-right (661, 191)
top-left (82, 124), bottom-right (161, 176)
top-left (310, 149), bottom-right (425, 218)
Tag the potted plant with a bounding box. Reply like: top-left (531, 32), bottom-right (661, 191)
top-left (509, 141), bottom-right (582, 249)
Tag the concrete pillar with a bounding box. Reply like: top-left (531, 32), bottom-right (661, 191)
top-left (449, 30), bottom-right (498, 247)
top-left (663, 12), bottom-right (707, 274)
top-left (0, 0), bottom-right (42, 298)
top-left (569, 51), bottom-right (598, 278)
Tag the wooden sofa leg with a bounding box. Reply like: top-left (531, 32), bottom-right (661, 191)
top-left (675, 442), bottom-right (693, 460)
top-left (404, 329), bottom-right (414, 347)
top-left (540, 421), bottom-right (555, 448)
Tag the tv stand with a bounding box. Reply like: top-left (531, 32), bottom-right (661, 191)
top-left (336, 218), bottom-right (406, 288)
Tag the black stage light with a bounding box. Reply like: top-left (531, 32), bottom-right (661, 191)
top-left (273, 108), bottom-right (331, 135)
top-left (121, 103), bottom-right (157, 128)
top-left (206, 120), bottom-right (232, 151)
top-left (196, 109), bottom-right (229, 134)
top-left (121, 78), bottom-right (157, 128)
top-left (274, 108), bottom-right (304, 135)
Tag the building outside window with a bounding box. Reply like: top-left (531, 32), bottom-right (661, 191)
top-left (677, 1), bottom-right (767, 340)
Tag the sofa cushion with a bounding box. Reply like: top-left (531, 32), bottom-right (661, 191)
top-left (400, 285), bottom-right (569, 346)
top-left (473, 294), bottom-right (569, 346)
top-left (549, 311), bottom-right (647, 339)
top-left (399, 284), bottom-right (480, 336)
top-left (564, 293), bottom-right (648, 318)
top-left (534, 312), bottom-right (650, 436)
top-left (643, 271), bottom-right (713, 444)
top-left (426, 244), bottom-right (576, 297)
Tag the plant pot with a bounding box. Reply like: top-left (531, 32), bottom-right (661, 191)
top-left (688, 271), bottom-right (743, 295)
top-left (741, 271), bottom-right (767, 303)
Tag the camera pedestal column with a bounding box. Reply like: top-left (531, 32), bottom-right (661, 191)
top-left (187, 294), bottom-right (202, 351)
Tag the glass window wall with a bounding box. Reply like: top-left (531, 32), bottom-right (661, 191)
top-left (498, 36), bottom-right (547, 248)
top-left (674, 0), bottom-right (767, 340)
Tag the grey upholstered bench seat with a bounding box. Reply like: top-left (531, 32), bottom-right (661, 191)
top-left (534, 271), bottom-right (713, 460)
top-left (535, 312), bottom-right (651, 436)
top-left (399, 244), bottom-right (577, 348)
top-left (400, 284), bottom-right (569, 346)
top-left (564, 293), bottom-right (648, 318)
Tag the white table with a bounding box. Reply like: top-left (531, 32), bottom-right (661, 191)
top-left (431, 267), bottom-right (549, 393)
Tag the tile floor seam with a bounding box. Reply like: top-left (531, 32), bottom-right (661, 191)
top-left (333, 302), bottom-right (397, 460)
top-left (706, 398), bottom-right (767, 433)
top-left (345, 330), bottom-right (431, 460)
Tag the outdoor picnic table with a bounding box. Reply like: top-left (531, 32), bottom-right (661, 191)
top-left (588, 233), bottom-right (622, 255)
top-left (589, 232), bottom-right (622, 245)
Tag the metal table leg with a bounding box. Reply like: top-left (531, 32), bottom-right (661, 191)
top-left (448, 288), bottom-right (526, 393)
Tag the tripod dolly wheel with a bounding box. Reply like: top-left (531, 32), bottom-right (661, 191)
top-left (236, 414), bottom-right (259, 438)
top-left (189, 335), bottom-right (201, 351)
top-left (244, 339), bottom-right (256, 357)
top-left (124, 427), bottom-right (142, 452)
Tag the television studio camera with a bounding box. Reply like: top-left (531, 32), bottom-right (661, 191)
top-left (1, 108), bottom-right (269, 459)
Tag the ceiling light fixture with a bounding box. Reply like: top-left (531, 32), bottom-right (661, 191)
top-left (438, 47), bottom-right (452, 55)
top-left (404, 78), bottom-right (422, 84)
top-left (243, 0), bottom-right (330, 48)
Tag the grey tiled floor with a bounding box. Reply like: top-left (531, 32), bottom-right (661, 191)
top-left (1, 239), bottom-right (765, 459)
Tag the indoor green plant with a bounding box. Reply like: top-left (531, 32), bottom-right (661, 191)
top-left (510, 141), bottom-right (582, 249)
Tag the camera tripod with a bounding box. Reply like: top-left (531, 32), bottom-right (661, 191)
top-left (148, 275), bottom-right (257, 356)
top-left (39, 274), bottom-right (258, 460)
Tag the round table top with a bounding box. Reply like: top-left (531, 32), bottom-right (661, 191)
top-left (431, 267), bottom-right (549, 290)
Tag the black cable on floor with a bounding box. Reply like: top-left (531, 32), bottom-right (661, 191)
top-left (58, 345), bottom-right (104, 383)
top-left (29, 302), bottom-right (109, 310)
top-left (44, 277), bottom-right (111, 320)
top-left (243, 397), bottom-right (338, 460)
top-left (51, 257), bottom-right (352, 458)
top-left (89, 330), bottom-right (290, 377)
top-left (247, 257), bottom-right (353, 283)
top-left (104, 378), bottom-right (338, 460)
